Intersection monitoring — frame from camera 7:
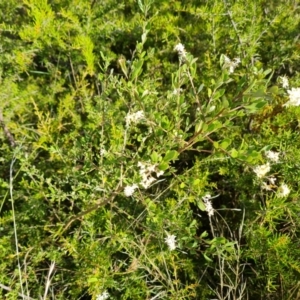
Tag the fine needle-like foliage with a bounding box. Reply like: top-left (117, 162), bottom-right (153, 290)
top-left (1, 0), bottom-right (300, 299)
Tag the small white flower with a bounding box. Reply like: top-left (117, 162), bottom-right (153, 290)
top-left (172, 88), bottom-right (183, 95)
top-left (202, 194), bottom-right (212, 202)
top-left (278, 183), bottom-right (290, 197)
top-left (174, 43), bottom-right (187, 60)
top-left (265, 150), bottom-right (280, 163)
top-left (134, 110), bottom-right (144, 119)
top-left (165, 233), bottom-right (177, 251)
top-left (269, 176), bottom-right (277, 185)
top-left (137, 161), bottom-right (145, 169)
top-left (138, 162), bottom-right (164, 189)
top-left (156, 170), bottom-right (164, 177)
top-left (141, 176), bottom-right (156, 189)
top-left (96, 291), bottom-right (109, 300)
top-left (253, 163), bottom-right (270, 178)
top-left (100, 148), bottom-right (107, 156)
top-left (262, 182), bottom-right (272, 191)
top-left (284, 87), bottom-right (300, 107)
top-left (262, 177), bottom-right (276, 190)
top-left (207, 105), bottom-right (216, 113)
top-left (124, 184), bottom-right (138, 197)
top-left (125, 110), bottom-right (145, 127)
top-left (147, 164), bottom-right (156, 173)
top-left (202, 194), bottom-right (214, 217)
top-left (174, 43), bottom-right (185, 53)
top-left (223, 55), bottom-right (240, 73)
top-left (279, 76), bottom-right (289, 88)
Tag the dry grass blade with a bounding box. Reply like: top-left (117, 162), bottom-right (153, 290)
top-left (42, 261), bottom-right (56, 300)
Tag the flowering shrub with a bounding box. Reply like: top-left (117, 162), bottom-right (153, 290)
top-left (1, 0), bottom-right (300, 299)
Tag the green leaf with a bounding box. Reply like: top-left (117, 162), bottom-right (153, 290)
top-left (207, 120), bottom-right (223, 132)
top-left (137, 0), bottom-right (144, 13)
top-left (197, 199), bottom-right (206, 211)
top-left (158, 162), bottom-right (169, 171)
top-left (268, 86), bottom-right (279, 95)
top-left (131, 59), bottom-right (144, 81)
top-left (150, 151), bottom-right (160, 163)
top-left (195, 120), bottom-right (207, 133)
top-left (220, 54), bottom-right (226, 66)
top-left (190, 219), bottom-right (197, 227)
top-left (163, 150), bottom-right (179, 162)
top-left (247, 89), bottom-right (267, 98)
top-left (244, 99), bottom-right (267, 113)
top-left (197, 83), bottom-right (204, 93)
top-left (222, 97), bottom-right (229, 108)
top-left (213, 88), bottom-right (226, 100)
top-left (200, 231), bottom-right (208, 238)
top-left (245, 149), bottom-right (261, 163)
top-left (192, 178), bottom-right (201, 186)
top-left (263, 68), bottom-right (272, 76)
top-left (203, 253), bottom-right (213, 262)
top-left (141, 32), bottom-right (147, 44)
top-left (208, 88), bottom-right (212, 98)
top-left (220, 138), bottom-right (232, 150)
top-left (118, 57), bottom-right (128, 78)
top-left (230, 148), bottom-right (238, 158)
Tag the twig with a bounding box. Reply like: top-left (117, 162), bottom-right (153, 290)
top-left (10, 156), bottom-right (27, 299)
top-left (68, 56), bottom-right (78, 89)
top-left (177, 107), bottom-right (227, 153)
top-left (222, 0), bottom-right (245, 57)
top-left (56, 184), bottom-right (123, 238)
top-left (0, 109), bottom-right (16, 148)
top-left (0, 283), bottom-right (36, 300)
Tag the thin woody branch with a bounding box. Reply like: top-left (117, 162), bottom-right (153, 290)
top-left (55, 184), bottom-right (123, 238)
top-left (0, 109), bottom-right (16, 148)
top-left (0, 283), bottom-right (36, 300)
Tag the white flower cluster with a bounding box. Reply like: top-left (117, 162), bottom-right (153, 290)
top-left (284, 87), bottom-right (300, 107)
top-left (265, 150), bottom-right (280, 163)
top-left (223, 55), bottom-right (241, 73)
top-left (279, 75), bottom-right (289, 88)
top-left (253, 163), bottom-right (270, 178)
top-left (202, 194), bottom-right (214, 217)
top-left (253, 151), bottom-right (279, 179)
top-left (262, 179), bottom-right (290, 197)
top-left (254, 152), bottom-right (290, 197)
top-left (123, 163), bottom-right (164, 197)
top-left (96, 291), bottom-right (110, 300)
top-left (125, 110), bottom-right (144, 127)
top-left (174, 43), bottom-right (187, 61)
top-left (138, 161), bottom-right (164, 189)
top-left (279, 75), bottom-right (300, 107)
top-left (277, 183), bottom-right (290, 197)
top-left (262, 176), bottom-right (277, 191)
top-left (124, 184), bottom-right (138, 197)
top-left (164, 233), bottom-right (177, 251)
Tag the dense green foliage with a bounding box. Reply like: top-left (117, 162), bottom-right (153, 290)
top-left (1, 0), bottom-right (300, 299)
